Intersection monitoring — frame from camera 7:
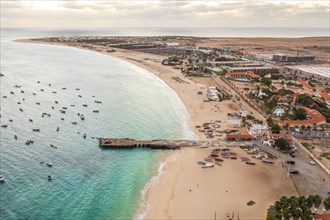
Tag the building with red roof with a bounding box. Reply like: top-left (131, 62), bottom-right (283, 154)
top-left (278, 107), bottom-right (326, 127)
top-left (225, 70), bottom-right (260, 80)
top-left (313, 214), bottom-right (330, 220)
top-left (226, 134), bottom-right (255, 141)
top-left (297, 79), bottom-right (313, 90)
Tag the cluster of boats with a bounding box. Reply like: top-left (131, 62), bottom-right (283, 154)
top-left (196, 120), bottom-right (222, 139)
top-left (1, 79), bottom-right (105, 182)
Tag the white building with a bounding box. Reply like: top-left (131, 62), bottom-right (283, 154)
top-left (248, 124), bottom-right (269, 137)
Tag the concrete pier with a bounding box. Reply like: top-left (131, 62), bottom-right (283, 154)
top-left (98, 138), bottom-right (215, 150)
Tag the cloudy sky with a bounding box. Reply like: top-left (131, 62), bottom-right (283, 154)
top-left (1, 0), bottom-right (329, 29)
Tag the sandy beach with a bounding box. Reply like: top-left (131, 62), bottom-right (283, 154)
top-left (17, 38), bottom-right (298, 219)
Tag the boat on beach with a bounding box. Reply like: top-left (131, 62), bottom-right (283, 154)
top-left (262, 158), bottom-right (273, 164)
top-left (246, 161), bottom-right (256, 165)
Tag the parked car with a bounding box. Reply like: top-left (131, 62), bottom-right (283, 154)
top-left (309, 161), bottom-right (316, 165)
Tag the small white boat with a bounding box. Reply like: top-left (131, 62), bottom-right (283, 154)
top-left (202, 163), bottom-right (214, 168)
top-left (48, 175), bottom-right (52, 180)
top-left (0, 175), bottom-right (4, 182)
top-left (46, 161), bottom-right (52, 167)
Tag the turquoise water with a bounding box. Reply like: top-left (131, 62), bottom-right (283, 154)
top-left (0, 32), bottom-right (195, 219)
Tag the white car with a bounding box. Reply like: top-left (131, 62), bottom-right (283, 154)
top-left (309, 161), bottom-right (316, 165)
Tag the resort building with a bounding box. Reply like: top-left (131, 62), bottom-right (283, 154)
top-left (317, 92), bottom-right (330, 108)
top-left (225, 70), bottom-right (260, 81)
top-left (272, 54), bottom-right (315, 62)
top-left (222, 66), bottom-right (278, 74)
top-left (278, 107), bottom-right (326, 127)
top-left (265, 131), bottom-right (293, 146)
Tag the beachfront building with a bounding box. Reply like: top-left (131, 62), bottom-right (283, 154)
top-left (226, 134), bottom-right (255, 141)
top-left (206, 86), bottom-right (219, 101)
top-left (263, 131), bottom-right (293, 146)
top-left (247, 124), bottom-right (269, 137)
top-left (278, 107), bottom-right (326, 127)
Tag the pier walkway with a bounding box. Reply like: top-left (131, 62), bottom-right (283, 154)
top-left (98, 138), bottom-right (232, 149)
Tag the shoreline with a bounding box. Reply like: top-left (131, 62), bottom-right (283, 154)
top-left (16, 38), bottom-right (298, 219)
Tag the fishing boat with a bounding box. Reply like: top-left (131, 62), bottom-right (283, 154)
top-left (37, 81), bottom-right (40, 83)
top-left (80, 114), bottom-right (85, 120)
top-left (197, 161), bottom-right (206, 165)
top-left (52, 91), bottom-right (57, 94)
top-left (10, 91), bottom-right (14, 94)
top-left (95, 100), bottom-right (102, 104)
top-left (83, 104), bottom-right (88, 107)
top-left (76, 88), bottom-right (80, 90)
top-left (25, 140), bottom-right (31, 145)
top-left (29, 119), bottom-right (33, 122)
top-left (202, 163), bottom-right (214, 168)
top-left (14, 135), bottom-right (17, 139)
top-left (61, 118), bottom-right (64, 121)
top-left (17, 102), bottom-right (21, 104)
top-left (56, 127), bottom-right (60, 132)
top-left (2, 96), bottom-right (7, 98)
top-left (49, 144), bottom-right (54, 147)
top-left (93, 110), bottom-right (99, 113)
top-left (9, 119), bottom-right (13, 122)
top-left (83, 133), bottom-right (87, 139)
top-left (0, 175), bottom-right (4, 182)
top-left (32, 129), bottom-right (40, 132)
top-left (30, 140), bottom-right (34, 144)
top-left (55, 101), bottom-right (58, 104)
top-left (1, 124), bottom-right (8, 128)
top-left (48, 175), bottom-right (52, 180)
top-left (40, 89), bottom-right (44, 92)
top-left (33, 93), bottom-right (36, 95)
top-left (36, 102), bottom-right (40, 105)
top-left (71, 122), bottom-right (78, 125)
top-left (51, 106), bottom-right (54, 109)
top-left (70, 104), bottom-right (75, 107)
top-left (46, 161), bottom-right (52, 167)
top-left (60, 110), bottom-right (66, 114)
top-left (246, 161), bottom-right (256, 165)
top-left (215, 158), bottom-right (224, 162)
top-left (49, 84), bottom-right (51, 86)
top-left (230, 156), bottom-right (238, 160)
top-left (62, 107), bottom-right (67, 110)
top-left (21, 90), bottom-right (24, 93)
top-left (78, 95), bottom-right (82, 98)
top-left (262, 158), bottom-right (273, 164)
top-left (62, 87), bottom-right (67, 90)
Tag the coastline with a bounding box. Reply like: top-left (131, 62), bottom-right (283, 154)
top-left (16, 38), bottom-right (298, 219)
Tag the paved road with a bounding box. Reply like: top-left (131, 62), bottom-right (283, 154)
top-left (254, 141), bottom-right (330, 197)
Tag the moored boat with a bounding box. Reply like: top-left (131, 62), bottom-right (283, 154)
top-left (93, 110), bottom-right (99, 113)
top-left (83, 133), bottom-right (87, 139)
top-left (0, 175), bottom-right (4, 182)
top-left (48, 175), bottom-right (52, 180)
top-left (46, 161), bottom-right (52, 167)
top-left (32, 129), bottom-right (40, 132)
top-left (246, 161), bottom-right (256, 165)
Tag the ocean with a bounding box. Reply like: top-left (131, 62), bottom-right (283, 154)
top-left (0, 29), bottom-right (195, 219)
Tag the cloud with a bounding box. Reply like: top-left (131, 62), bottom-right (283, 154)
top-left (1, 0), bottom-right (329, 28)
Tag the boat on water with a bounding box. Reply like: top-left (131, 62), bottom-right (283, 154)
top-left (36, 102), bottom-right (41, 105)
top-left (9, 119), bottom-right (13, 122)
top-left (52, 91), bottom-right (57, 94)
top-left (17, 102), bottom-right (21, 104)
top-left (62, 107), bottom-right (67, 110)
top-left (46, 161), bottom-right (52, 167)
top-left (95, 100), bottom-right (102, 104)
top-left (78, 95), bottom-right (82, 98)
top-left (32, 129), bottom-right (40, 132)
top-left (51, 106), bottom-right (54, 109)
top-left (0, 175), bottom-right (4, 182)
top-left (40, 89), bottom-right (44, 92)
top-left (80, 114), bottom-right (85, 120)
top-left (21, 90), bottom-right (24, 93)
top-left (70, 104), bottom-right (75, 107)
top-left (33, 93), bottom-right (36, 95)
top-left (93, 110), bottom-right (99, 113)
top-left (83, 104), bottom-right (88, 107)
top-left (25, 140), bottom-right (31, 145)
top-left (55, 101), bottom-right (58, 104)
top-left (61, 118), bottom-right (64, 121)
top-left (10, 91), bottom-right (14, 94)
top-left (14, 84), bottom-right (21, 88)
top-left (60, 110), bottom-right (66, 114)
top-left (48, 175), bottom-right (52, 180)
top-left (37, 81), bottom-right (40, 83)
top-left (83, 133), bottom-right (87, 139)
top-left (1, 124), bottom-right (8, 128)
top-left (62, 87), bottom-right (67, 90)
top-left (29, 119), bottom-right (33, 122)
top-left (2, 96), bottom-right (7, 98)
top-left (76, 88), bottom-right (80, 90)
top-left (14, 135), bottom-right (17, 139)
top-left (49, 144), bottom-right (54, 147)
top-left (56, 127), bottom-right (60, 132)
top-left (71, 122), bottom-right (78, 125)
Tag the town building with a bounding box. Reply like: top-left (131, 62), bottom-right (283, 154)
top-left (247, 124), bottom-right (269, 137)
top-left (226, 134), bottom-right (255, 141)
top-left (278, 107), bottom-right (326, 127)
